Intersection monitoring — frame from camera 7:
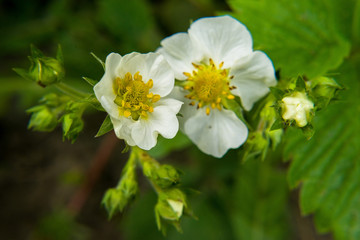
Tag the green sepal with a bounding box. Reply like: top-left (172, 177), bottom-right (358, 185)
top-left (27, 105), bottom-right (58, 132)
top-left (82, 94), bottom-right (104, 111)
top-left (295, 75), bottom-right (306, 91)
top-left (95, 115), bottom-right (113, 137)
top-left (121, 144), bottom-right (130, 153)
top-left (56, 44), bottom-right (64, 64)
top-left (30, 44), bottom-right (44, 58)
top-left (82, 76), bottom-right (98, 86)
top-left (270, 118), bottom-right (285, 131)
top-left (270, 87), bottom-right (286, 100)
top-left (13, 68), bottom-right (33, 82)
top-left (90, 52), bottom-right (105, 70)
top-left (301, 124), bottom-right (315, 140)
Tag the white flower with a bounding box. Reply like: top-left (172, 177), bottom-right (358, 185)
top-left (94, 52), bottom-right (183, 150)
top-left (158, 15), bottom-right (276, 158)
top-left (282, 92), bottom-right (314, 127)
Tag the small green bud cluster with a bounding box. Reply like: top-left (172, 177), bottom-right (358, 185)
top-left (60, 102), bottom-right (85, 143)
top-left (269, 75), bottom-right (341, 139)
top-left (27, 93), bottom-right (85, 143)
top-left (137, 150), bottom-right (195, 234)
top-left (142, 160), bottom-right (180, 188)
top-left (14, 45), bottom-right (65, 87)
top-left (102, 152), bottom-right (138, 218)
top-left (243, 75), bottom-right (341, 161)
top-left (242, 98), bottom-right (283, 162)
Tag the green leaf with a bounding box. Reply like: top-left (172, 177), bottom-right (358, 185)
top-left (97, 0), bottom-right (160, 51)
top-left (227, 0), bottom-right (351, 78)
top-left (284, 57), bottom-right (360, 239)
top-left (353, 0), bottom-right (360, 44)
top-left (95, 115), bottom-right (113, 137)
top-left (230, 159), bottom-right (291, 240)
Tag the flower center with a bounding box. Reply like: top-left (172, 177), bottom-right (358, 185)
top-left (183, 58), bottom-right (235, 115)
top-left (113, 72), bottom-right (160, 120)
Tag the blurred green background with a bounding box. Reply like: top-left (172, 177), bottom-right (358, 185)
top-left (0, 0), bottom-right (336, 239)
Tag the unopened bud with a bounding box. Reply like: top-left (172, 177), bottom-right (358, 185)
top-left (29, 57), bottom-right (65, 87)
top-left (155, 165), bottom-right (180, 188)
top-left (282, 92), bottom-right (314, 127)
top-left (102, 188), bottom-right (123, 218)
top-left (62, 113), bottom-right (84, 143)
top-left (27, 105), bottom-right (58, 132)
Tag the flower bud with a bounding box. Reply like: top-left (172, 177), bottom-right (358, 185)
top-left (62, 113), bottom-right (84, 143)
top-left (155, 165), bottom-right (180, 188)
top-left (102, 188), bottom-right (123, 218)
top-left (118, 173), bottom-right (138, 202)
top-left (309, 76), bottom-right (341, 109)
top-left (29, 56), bottom-right (65, 87)
top-left (27, 105), bottom-right (58, 132)
top-left (281, 92), bottom-right (314, 127)
top-left (14, 45), bottom-right (65, 87)
top-left (311, 76), bottom-right (340, 97)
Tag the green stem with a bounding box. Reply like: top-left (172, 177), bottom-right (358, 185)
top-left (117, 148), bottom-right (138, 187)
top-left (132, 146), bottom-right (163, 195)
top-left (55, 82), bottom-right (90, 100)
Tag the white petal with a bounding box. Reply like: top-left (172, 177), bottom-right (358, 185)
top-left (110, 116), bottom-right (136, 146)
top-left (154, 98), bottom-right (183, 115)
top-left (116, 52), bottom-right (142, 77)
top-left (130, 120), bottom-right (158, 150)
top-left (230, 51), bottom-right (277, 110)
top-left (144, 53), bottom-right (175, 97)
top-left (158, 33), bottom-right (198, 80)
top-left (188, 15), bottom-right (253, 67)
top-left (168, 87), bottom-right (197, 131)
top-left (94, 53), bottom-right (122, 118)
top-left (105, 52), bottom-right (123, 79)
top-left (184, 108), bottom-right (248, 158)
top-left (118, 52), bottom-right (174, 96)
top-left (131, 98), bottom-right (182, 150)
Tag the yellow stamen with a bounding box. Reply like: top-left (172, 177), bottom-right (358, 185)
top-left (206, 107), bottom-right (210, 115)
top-left (227, 94), bottom-right (235, 100)
top-left (182, 58), bottom-right (235, 115)
top-left (124, 110), bottom-right (131, 118)
top-left (112, 72), bottom-right (160, 120)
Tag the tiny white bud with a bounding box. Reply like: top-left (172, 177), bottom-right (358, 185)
top-left (167, 199), bottom-right (184, 218)
top-left (282, 92), bottom-right (314, 127)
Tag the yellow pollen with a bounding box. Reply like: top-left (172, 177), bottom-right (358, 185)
top-left (227, 94), bottom-right (235, 100)
top-left (206, 107), bottom-right (210, 115)
top-left (182, 58), bottom-right (234, 115)
top-left (113, 72), bottom-right (160, 120)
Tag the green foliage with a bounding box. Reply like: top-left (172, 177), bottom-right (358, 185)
top-left (97, 0), bottom-right (161, 52)
top-left (228, 0), bottom-right (351, 78)
top-left (31, 209), bottom-right (90, 240)
top-left (95, 115), bottom-right (113, 137)
top-left (228, 0), bottom-right (360, 239)
top-left (229, 159), bottom-right (291, 240)
top-left (284, 57), bottom-right (360, 239)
